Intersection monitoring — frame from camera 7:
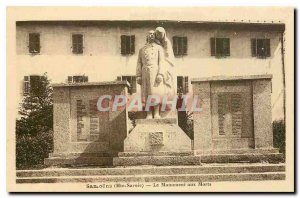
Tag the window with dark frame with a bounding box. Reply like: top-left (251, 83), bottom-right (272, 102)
top-left (251, 38), bottom-right (271, 58)
top-left (210, 38), bottom-right (230, 57)
top-left (173, 36), bottom-right (188, 56)
top-left (117, 76), bottom-right (137, 94)
top-left (23, 75), bottom-right (43, 95)
top-left (29, 33), bottom-right (40, 54)
top-left (177, 76), bottom-right (189, 94)
top-left (72, 34), bottom-right (84, 54)
top-left (67, 75), bottom-right (88, 83)
top-left (121, 35), bottom-right (135, 55)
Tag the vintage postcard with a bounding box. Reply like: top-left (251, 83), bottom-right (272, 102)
top-left (6, 7), bottom-right (294, 192)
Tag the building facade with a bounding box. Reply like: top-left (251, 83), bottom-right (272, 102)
top-left (16, 20), bottom-right (285, 120)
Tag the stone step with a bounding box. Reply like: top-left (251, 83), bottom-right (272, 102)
top-left (44, 152), bottom-right (284, 167)
top-left (17, 164), bottom-right (285, 178)
top-left (114, 153), bottom-right (284, 166)
top-left (44, 157), bottom-right (113, 166)
top-left (16, 172), bottom-right (285, 183)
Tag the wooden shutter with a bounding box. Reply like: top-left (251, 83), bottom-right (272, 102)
top-left (265, 39), bottom-right (271, 57)
top-left (24, 76), bottom-right (30, 95)
top-left (130, 35), bottom-right (135, 54)
top-left (184, 76), bottom-right (189, 94)
top-left (117, 76), bottom-right (121, 81)
top-left (217, 94), bottom-right (226, 135)
top-left (210, 38), bottom-right (216, 56)
top-left (72, 34), bottom-right (83, 54)
top-left (29, 33), bottom-right (40, 53)
top-left (183, 37), bottom-right (188, 55)
top-left (121, 35), bottom-right (126, 55)
top-left (251, 39), bottom-right (257, 57)
top-left (177, 76), bottom-right (183, 93)
top-left (83, 76), bottom-right (88, 82)
top-left (225, 38), bottom-right (230, 56)
top-left (173, 37), bottom-right (178, 56)
top-left (231, 93), bottom-right (242, 135)
top-left (67, 76), bottom-right (73, 83)
top-left (78, 35), bottom-right (83, 54)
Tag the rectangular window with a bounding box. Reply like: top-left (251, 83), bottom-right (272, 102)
top-left (173, 36), bottom-right (188, 56)
top-left (117, 76), bottom-right (137, 94)
top-left (251, 38), bottom-right (270, 58)
top-left (177, 76), bottom-right (189, 94)
top-left (23, 75), bottom-right (42, 95)
top-left (121, 35), bottom-right (135, 55)
top-left (72, 34), bottom-right (83, 54)
top-left (29, 33), bottom-right (40, 54)
top-left (67, 75), bottom-right (88, 83)
top-left (210, 38), bottom-right (230, 57)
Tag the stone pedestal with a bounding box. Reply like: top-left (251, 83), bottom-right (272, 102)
top-left (124, 118), bottom-right (191, 152)
top-left (114, 118), bottom-right (194, 166)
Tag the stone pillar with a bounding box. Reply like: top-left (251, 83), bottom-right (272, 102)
top-left (53, 87), bottom-right (70, 154)
top-left (192, 81), bottom-right (212, 152)
top-left (252, 79), bottom-right (273, 148)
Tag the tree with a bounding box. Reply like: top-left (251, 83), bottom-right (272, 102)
top-left (16, 73), bottom-right (53, 169)
top-left (16, 73), bottom-right (53, 136)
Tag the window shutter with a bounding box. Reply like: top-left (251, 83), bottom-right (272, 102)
top-left (83, 76), bottom-right (88, 82)
top-left (24, 76), bottom-right (30, 95)
top-left (173, 37), bottom-right (178, 56)
top-left (225, 38), bottom-right (230, 56)
top-left (29, 33), bottom-right (40, 53)
top-left (117, 76), bottom-right (121, 81)
top-left (183, 37), bottom-right (188, 55)
top-left (251, 39), bottom-right (257, 57)
top-left (72, 35), bottom-right (77, 53)
top-left (184, 76), bottom-right (189, 94)
top-left (210, 38), bottom-right (216, 56)
top-left (35, 34), bottom-right (40, 53)
top-left (130, 35), bottom-right (135, 54)
top-left (68, 76), bottom-right (73, 83)
top-left (266, 39), bottom-right (271, 57)
top-left (231, 93), bottom-right (242, 136)
top-left (78, 35), bottom-right (83, 54)
top-left (72, 34), bottom-right (83, 54)
top-left (177, 76), bottom-right (183, 93)
top-left (121, 35), bottom-right (126, 55)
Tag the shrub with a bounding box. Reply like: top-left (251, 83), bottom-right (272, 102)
top-left (273, 120), bottom-right (286, 156)
top-left (16, 130), bottom-right (53, 169)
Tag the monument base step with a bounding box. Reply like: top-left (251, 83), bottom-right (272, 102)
top-left (44, 151), bottom-right (284, 167)
top-left (44, 156), bottom-right (113, 167)
top-left (16, 163), bottom-right (285, 183)
top-left (114, 152), bottom-right (284, 166)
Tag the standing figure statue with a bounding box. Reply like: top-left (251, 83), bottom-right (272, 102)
top-left (136, 28), bottom-right (176, 119)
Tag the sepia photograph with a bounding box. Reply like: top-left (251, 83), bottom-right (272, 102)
top-left (6, 6), bottom-right (294, 192)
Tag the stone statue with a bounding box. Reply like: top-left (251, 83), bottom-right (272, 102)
top-left (136, 29), bottom-right (176, 119)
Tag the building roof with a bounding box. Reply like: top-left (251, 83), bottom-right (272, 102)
top-left (12, 7), bottom-right (288, 32)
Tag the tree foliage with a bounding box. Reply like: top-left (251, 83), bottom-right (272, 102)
top-left (16, 73), bottom-right (53, 169)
